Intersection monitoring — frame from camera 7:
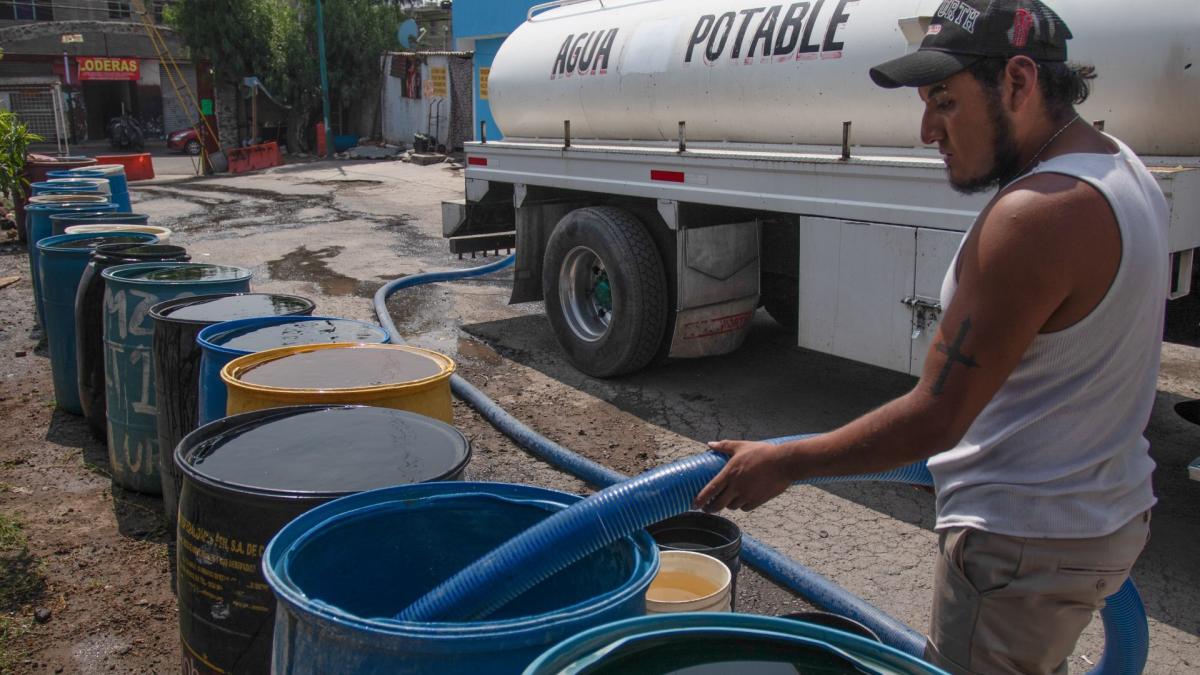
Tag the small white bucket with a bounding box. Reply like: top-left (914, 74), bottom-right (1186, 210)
top-left (645, 550), bottom-right (732, 614)
top-left (63, 224), bottom-right (171, 243)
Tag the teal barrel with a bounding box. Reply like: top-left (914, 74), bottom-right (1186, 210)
top-left (50, 211), bottom-right (149, 236)
top-left (263, 482), bottom-right (659, 675)
top-left (101, 263), bottom-right (251, 493)
top-left (26, 200), bottom-right (119, 328)
top-left (195, 316), bottom-right (390, 425)
top-left (523, 613), bottom-right (948, 674)
top-left (77, 244), bottom-right (191, 442)
top-left (36, 232), bottom-right (159, 414)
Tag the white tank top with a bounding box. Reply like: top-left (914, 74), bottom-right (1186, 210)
top-left (929, 136), bottom-right (1166, 538)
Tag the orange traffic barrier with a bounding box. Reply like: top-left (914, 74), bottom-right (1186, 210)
top-left (95, 153), bottom-right (155, 181)
top-left (225, 141), bottom-right (283, 174)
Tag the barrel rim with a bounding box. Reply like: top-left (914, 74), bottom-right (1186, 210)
top-left (50, 211), bottom-right (147, 223)
top-left (196, 316), bottom-right (390, 357)
top-left (69, 164), bottom-right (126, 174)
top-left (174, 404), bottom-right (472, 499)
top-left (100, 261), bottom-right (252, 285)
top-left (63, 224), bottom-right (171, 237)
top-left (90, 242), bottom-right (188, 261)
top-left (25, 199), bottom-right (116, 209)
top-left (521, 612), bottom-right (948, 674)
top-left (220, 342), bottom-right (454, 394)
top-left (148, 292), bottom-right (316, 326)
top-left (35, 231), bottom-right (159, 254)
top-left (263, 481), bottom-right (660, 642)
top-left (648, 550), bottom-right (732, 607)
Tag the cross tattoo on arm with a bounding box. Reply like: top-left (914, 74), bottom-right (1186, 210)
top-left (932, 317), bottom-right (979, 395)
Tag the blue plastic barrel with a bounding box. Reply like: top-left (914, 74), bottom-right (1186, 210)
top-left (195, 316), bottom-right (390, 425)
top-left (523, 613), bottom-right (948, 674)
top-left (264, 482), bottom-right (659, 675)
top-left (26, 201), bottom-right (119, 327)
top-left (49, 211), bottom-right (150, 237)
top-left (35, 232), bottom-right (159, 414)
top-left (58, 165), bottom-right (132, 211)
top-left (68, 164), bottom-right (129, 193)
top-left (101, 262), bottom-right (252, 493)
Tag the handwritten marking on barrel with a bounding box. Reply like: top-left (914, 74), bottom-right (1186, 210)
top-left (127, 289), bottom-right (159, 337)
top-left (130, 349), bottom-right (156, 415)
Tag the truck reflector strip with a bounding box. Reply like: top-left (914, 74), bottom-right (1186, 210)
top-left (651, 170), bottom-right (685, 183)
top-left (468, 157), bottom-right (488, 166)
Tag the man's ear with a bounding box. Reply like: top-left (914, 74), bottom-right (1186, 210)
top-left (1003, 56), bottom-right (1040, 113)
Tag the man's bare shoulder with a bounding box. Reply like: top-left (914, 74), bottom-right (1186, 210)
top-left (976, 173), bottom-right (1116, 252)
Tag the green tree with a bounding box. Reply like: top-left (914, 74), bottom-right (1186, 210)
top-left (169, 0), bottom-right (402, 153)
top-left (165, 0), bottom-right (277, 83)
top-left (269, 0), bottom-right (403, 152)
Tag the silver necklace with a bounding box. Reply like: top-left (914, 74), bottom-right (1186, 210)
top-left (1006, 113), bottom-right (1081, 186)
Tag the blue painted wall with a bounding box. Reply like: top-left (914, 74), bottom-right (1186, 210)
top-left (453, 0), bottom-right (544, 140)
top-left (452, 0), bottom-right (538, 41)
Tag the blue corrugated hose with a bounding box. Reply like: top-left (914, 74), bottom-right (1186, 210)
top-left (374, 256), bottom-right (1148, 674)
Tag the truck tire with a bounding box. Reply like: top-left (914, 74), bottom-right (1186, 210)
top-left (543, 206), bottom-right (668, 378)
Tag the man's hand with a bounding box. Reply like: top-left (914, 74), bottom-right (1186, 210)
top-left (694, 440), bottom-right (796, 513)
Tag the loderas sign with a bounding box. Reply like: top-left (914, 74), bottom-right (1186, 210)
top-left (77, 57), bottom-right (141, 81)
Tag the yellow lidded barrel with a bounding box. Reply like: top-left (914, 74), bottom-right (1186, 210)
top-left (221, 343), bottom-right (455, 422)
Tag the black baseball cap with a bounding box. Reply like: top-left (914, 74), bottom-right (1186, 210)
top-left (870, 0), bottom-right (1073, 88)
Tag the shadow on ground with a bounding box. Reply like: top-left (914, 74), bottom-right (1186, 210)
top-left (46, 410), bottom-right (170, 545)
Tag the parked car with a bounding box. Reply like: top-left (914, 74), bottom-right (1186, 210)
top-left (167, 128), bottom-right (202, 155)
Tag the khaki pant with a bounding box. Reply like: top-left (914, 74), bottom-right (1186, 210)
top-left (925, 511), bottom-right (1150, 675)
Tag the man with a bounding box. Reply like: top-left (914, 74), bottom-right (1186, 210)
top-left (694, 1), bottom-right (1166, 673)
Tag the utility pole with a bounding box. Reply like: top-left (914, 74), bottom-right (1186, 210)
top-left (315, 0), bottom-right (334, 158)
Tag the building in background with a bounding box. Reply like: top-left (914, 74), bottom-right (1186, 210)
top-left (0, 1), bottom-right (210, 144)
top-left (380, 50), bottom-right (472, 153)
top-left (451, 0), bottom-right (541, 142)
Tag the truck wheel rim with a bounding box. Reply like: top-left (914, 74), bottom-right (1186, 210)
top-left (560, 246), bottom-right (611, 342)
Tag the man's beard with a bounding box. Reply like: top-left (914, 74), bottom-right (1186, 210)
top-left (949, 86), bottom-right (1022, 195)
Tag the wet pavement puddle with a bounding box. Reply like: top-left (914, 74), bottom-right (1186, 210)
top-left (266, 245), bottom-right (382, 297)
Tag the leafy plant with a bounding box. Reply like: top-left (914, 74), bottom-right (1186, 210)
top-left (0, 110), bottom-right (43, 212)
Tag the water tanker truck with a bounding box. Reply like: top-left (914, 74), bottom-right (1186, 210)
top-left (444, 0), bottom-right (1200, 380)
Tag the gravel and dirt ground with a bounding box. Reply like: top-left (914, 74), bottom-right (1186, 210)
top-left (1, 155), bottom-right (1197, 673)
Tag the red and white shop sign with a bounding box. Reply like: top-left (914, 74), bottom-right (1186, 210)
top-left (77, 57), bottom-right (141, 81)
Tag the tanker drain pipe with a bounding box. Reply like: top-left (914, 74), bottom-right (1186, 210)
top-left (372, 258), bottom-right (1148, 674)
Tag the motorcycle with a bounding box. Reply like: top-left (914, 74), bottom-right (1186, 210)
top-left (107, 114), bottom-right (145, 150)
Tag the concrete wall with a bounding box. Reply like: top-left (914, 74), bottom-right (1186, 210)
top-left (0, 19), bottom-right (184, 60)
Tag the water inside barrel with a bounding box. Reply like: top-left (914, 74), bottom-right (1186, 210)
top-left (132, 265), bottom-right (244, 282)
top-left (165, 294), bottom-right (311, 322)
top-left (215, 319), bottom-right (385, 352)
top-left (185, 407), bottom-right (467, 493)
top-left (239, 347), bottom-right (442, 388)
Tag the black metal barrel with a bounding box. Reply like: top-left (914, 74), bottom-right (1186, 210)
top-left (149, 293), bottom-right (315, 530)
top-left (175, 405), bottom-right (471, 674)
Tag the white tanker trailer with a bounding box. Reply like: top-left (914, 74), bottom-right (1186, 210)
top-left (444, 0), bottom-right (1200, 382)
